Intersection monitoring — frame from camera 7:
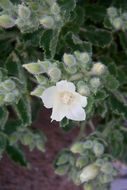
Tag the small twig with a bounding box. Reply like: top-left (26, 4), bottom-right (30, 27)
top-left (88, 120), bottom-right (95, 131)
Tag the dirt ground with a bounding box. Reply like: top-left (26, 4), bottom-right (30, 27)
top-left (0, 108), bottom-right (83, 190)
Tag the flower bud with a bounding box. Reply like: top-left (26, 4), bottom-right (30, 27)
top-left (93, 142), bottom-right (104, 157)
top-left (63, 53), bottom-right (77, 67)
top-left (77, 81), bottom-right (90, 96)
top-left (95, 159), bottom-right (105, 167)
top-left (35, 75), bottom-right (48, 85)
top-left (0, 15), bottom-right (15, 28)
top-left (76, 156), bottom-right (88, 168)
top-left (20, 133), bottom-right (33, 146)
top-left (36, 140), bottom-right (45, 152)
top-left (18, 4), bottom-right (31, 19)
top-left (70, 142), bottom-right (84, 154)
top-left (80, 164), bottom-right (100, 183)
top-left (83, 183), bottom-right (93, 190)
top-left (107, 7), bottom-right (118, 18)
top-left (55, 165), bottom-right (69, 176)
top-left (65, 66), bottom-right (77, 74)
top-left (99, 174), bottom-right (113, 184)
top-left (13, 89), bottom-right (20, 97)
top-left (4, 92), bottom-right (15, 102)
top-left (48, 67), bottom-right (61, 82)
top-left (39, 16), bottom-right (54, 29)
top-left (91, 62), bottom-right (106, 76)
top-left (101, 162), bottom-right (114, 174)
top-left (2, 79), bottom-right (16, 91)
top-left (74, 51), bottom-right (90, 64)
top-left (83, 140), bottom-right (93, 149)
top-left (23, 63), bottom-right (44, 75)
top-left (112, 17), bottom-right (123, 30)
top-left (0, 94), bottom-right (4, 105)
top-left (31, 85), bottom-right (45, 97)
top-left (56, 154), bottom-right (69, 165)
top-left (90, 77), bottom-right (101, 89)
top-left (51, 2), bottom-right (60, 15)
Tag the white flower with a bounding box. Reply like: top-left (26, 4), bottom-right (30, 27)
top-left (41, 80), bottom-right (87, 122)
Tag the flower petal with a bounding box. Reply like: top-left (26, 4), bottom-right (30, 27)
top-left (41, 86), bottom-right (56, 108)
top-left (56, 80), bottom-right (75, 92)
top-left (79, 95), bottom-right (87, 107)
top-left (51, 102), bottom-right (67, 121)
top-left (66, 104), bottom-right (86, 121)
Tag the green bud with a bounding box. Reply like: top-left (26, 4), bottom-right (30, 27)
top-left (13, 89), bottom-right (20, 97)
top-left (83, 140), bottom-right (93, 149)
top-left (95, 159), bottom-right (105, 167)
top-left (39, 16), bottom-right (54, 29)
top-left (101, 162), bottom-right (114, 174)
top-left (80, 164), bottom-right (100, 183)
top-left (0, 0), bottom-right (13, 10)
top-left (63, 53), bottom-right (77, 67)
top-left (70, 142), bottom-right (84, 154)
top-left (56, 154), bottom-right (69, 165)
top-left (112, 17), bottom-right (123, 30)
top-left (76, 156), bottom-right (88, 168)
top-left (9, 133), bottom-right (18, 145)
top-left (91, 62), bottom-right (106, 76)
top-left (18, 4), bottom-right (31, 19)
top-left (0, 93), bottom-right (4, 105)
top-left (65, 66), bottom-right (77, 74)
top-left (36, 140), bottom-right (45, 152)
top-left (93, 142), bottom-right (104, 157)
top-left (83, 183), bottom-right (93, 190)
top-left (107, 7), bottom-right (118, 18)
top-left (4, 92), bottom-right (15, 103)
top-left (90, 77), bottom-right (101, 90)
top-left (21, 133), bottom-right (33, 145)
top-left (35, 75), bottom-right (48, 85)
top-left (75, 51), bottom-right (91, 64)
top-left (2, 79), bottom-right (16, 91)
top-left (77, 81), bottom-right (90, 96)
top-left (48, 66), bottom-right (61, 82)
top-left (51, 2), bottom-right (60, 15)
top-left (23, 63), bottom-right (44, 75)
top-left (31, 85), bottom-right (45, 97)
top-left (55, 165), bottom-right (69, 176)
top-left (0, 15), bottom-right (15, 28)
top-left (99, 174), bottom-right (113, 184)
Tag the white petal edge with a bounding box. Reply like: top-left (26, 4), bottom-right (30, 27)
top-left (79, 95), bottom-right (87, 107)
top-left (66, 104), bottom-right (86, 121)
top-left (41, 86), bottom-right (56, 108)
top-left (56, 80), bottom-right (76, 92)
top-left (51, 102), bottom-right (67, 121)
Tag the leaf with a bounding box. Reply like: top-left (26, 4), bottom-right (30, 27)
top-left (60, 118), bottom-right (76, 132)
top-left (104, 74), bottom-right (119, 92)
top-left (119, 31), bottom-right (127, 55)
top-left (40, 30), bottom-right (59, 58)
top-left (0, 107), bottom-right (9, 130)
top-left (0, 132), bottom-right (8, 150)
top-left (4, 120), bottom-right (23, 135)
top-left (13, 96), bottom-right (32, 126)
top-left (58, 0), bottom-right (76, 21)
top-left (110, 95), bottom-right (127, 119)
top-left (85, 4), bottom-right (106, 23)
top-left (6, 145), bottom-right (27, 166)
top-left (81, 26), bottom-right (113, 47)
top-left (95, 90), bottom-right (108, 101)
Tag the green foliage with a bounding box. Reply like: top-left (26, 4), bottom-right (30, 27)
top-left (0, 0), bottom-right (127, 190)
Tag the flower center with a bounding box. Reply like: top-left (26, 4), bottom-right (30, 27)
top-left (60, 91), bottom-right (74, 105)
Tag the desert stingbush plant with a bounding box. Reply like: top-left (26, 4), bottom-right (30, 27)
top-left (0, 0), bottom-right (127, 189)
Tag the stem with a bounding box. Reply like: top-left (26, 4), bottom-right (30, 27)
top-left (76, 122), bottom-right (86, 140)
top-left (88, 120), bottom-right (95, 131)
